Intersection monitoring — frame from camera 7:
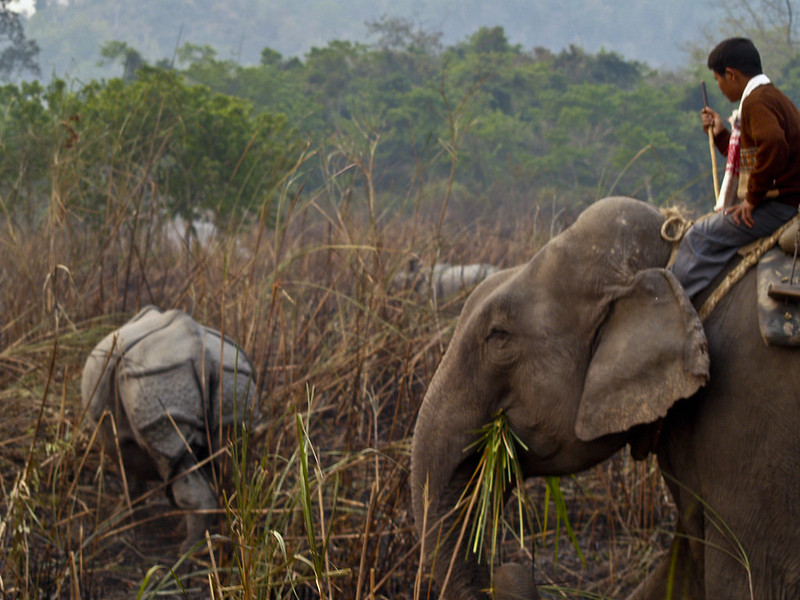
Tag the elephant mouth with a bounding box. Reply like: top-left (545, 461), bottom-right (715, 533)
top-left (424, 437), bottom-right (540, 600)
top-left (453, 415), bottom-right (529, 553)
top-left (445, 448), bottom-right (483, 518)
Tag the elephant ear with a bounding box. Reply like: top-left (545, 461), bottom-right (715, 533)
top-left (575, 268), bottom-right (709, 442)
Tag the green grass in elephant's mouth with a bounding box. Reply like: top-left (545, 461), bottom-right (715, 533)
top-left (462, 410), bottom-right (584, 577)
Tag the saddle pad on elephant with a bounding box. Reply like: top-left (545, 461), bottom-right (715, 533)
top-left (757, 246), bottom-right (800, 346)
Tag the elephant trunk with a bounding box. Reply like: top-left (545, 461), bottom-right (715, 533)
top-left (411, 373), bottom-right (538, 599)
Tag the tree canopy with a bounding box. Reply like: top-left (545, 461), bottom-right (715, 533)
top-left (10, 10), bottom-right (800, 231)
top-left (167, 22), bottom-right (719, 215)
top-left (0, 66), bottom-right (304, 230)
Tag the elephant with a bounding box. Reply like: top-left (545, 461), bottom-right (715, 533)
top-left (81, 305), bottom-right (258, 552)
top-left (410, 196), bottom-right (800, 599)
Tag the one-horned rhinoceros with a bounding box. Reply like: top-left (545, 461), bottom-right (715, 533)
top-left (81, 305), bottom-right (258, 551)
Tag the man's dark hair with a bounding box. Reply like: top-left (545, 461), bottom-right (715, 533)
top-left (707, 38), bottom-right (763, 76)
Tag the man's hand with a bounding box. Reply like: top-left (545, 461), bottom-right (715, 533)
top-left (725, 200), bottom-right (756, 227)
top-left (701, 107), bottom-right (726, 137)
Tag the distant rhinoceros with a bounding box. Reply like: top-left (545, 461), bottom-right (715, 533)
top-left (392, 260), bottom-right (499, 299)
top-left (81, 305), bottom-right (258, 552)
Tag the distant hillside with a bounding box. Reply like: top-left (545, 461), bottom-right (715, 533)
top-left (24, 0), bottom-right (717, 82)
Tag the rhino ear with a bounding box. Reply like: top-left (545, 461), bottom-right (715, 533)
top-left (575, 269), bottom-right (709, 442)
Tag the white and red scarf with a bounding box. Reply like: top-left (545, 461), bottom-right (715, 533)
top-left (715, 74), bottom-right (771, 212)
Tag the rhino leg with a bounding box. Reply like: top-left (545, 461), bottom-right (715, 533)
top-left (170, 456), bottom-right (218, 553)
top-left (119, 440), bottom-right (160, 498)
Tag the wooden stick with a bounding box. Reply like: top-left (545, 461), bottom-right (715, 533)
top-left (708, 129), bottom-right (720, 201)
top-left (701, 82), bottom-right (720, 201)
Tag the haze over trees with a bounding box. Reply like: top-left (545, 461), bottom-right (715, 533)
top-left (0, 27), bottom-right (706, 228)
top-left (3, 0), bottom-right (800, 229)
top-left (24, 0), bottom-right (719, 81)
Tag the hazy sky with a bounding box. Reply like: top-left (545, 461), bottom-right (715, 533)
top-left (18, 0), bottom-right (720, 83)
top-left (410, 0), bottom-right (714, 68)
top-left (8, 0), bottom-right (34, 16)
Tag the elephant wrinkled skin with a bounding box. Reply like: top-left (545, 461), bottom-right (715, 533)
top-left (81, 305), bottom-right (258, 551)
top-left (410, 197), bottom-right (800, 599)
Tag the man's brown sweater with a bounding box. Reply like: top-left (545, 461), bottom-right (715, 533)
top-left (713, 83), bottom-right (800, 208)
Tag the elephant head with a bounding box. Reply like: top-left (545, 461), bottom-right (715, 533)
top-left (410, 197), bottom-right (710, 599)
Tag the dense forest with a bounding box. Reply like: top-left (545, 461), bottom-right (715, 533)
top-left (4, 0), bottom-right (800, 225)
top-left (0, 21), bottom-right (742, 231)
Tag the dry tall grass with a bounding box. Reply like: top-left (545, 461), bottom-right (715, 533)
top-left (0, 151), bottom-right (675, 599)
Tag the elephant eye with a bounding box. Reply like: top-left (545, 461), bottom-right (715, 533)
top-left (484, 325), bottom-right (515, 369)
top-left (485, 326), bottom-right (509, 343)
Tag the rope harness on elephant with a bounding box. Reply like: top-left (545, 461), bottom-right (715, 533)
top-left (660, 208), bottom-right (694, 267)
top-left (659, 208), bottom-right (800, 322)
